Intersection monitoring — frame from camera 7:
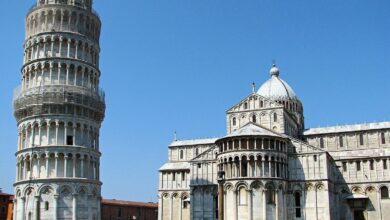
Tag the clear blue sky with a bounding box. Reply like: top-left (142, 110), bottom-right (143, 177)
top-left (0, 0), bottom-right (389, 202)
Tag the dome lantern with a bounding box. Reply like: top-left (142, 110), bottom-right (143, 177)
top-left (270, 64), bottom-right (280, 77)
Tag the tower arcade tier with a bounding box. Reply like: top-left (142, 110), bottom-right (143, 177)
top-left (12, 0), bottom-right (105, 220)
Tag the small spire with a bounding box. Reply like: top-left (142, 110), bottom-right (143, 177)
top-left (173, 131), bottom-right (177, 141)
top-left (252, 82), bottom-right (256, 93)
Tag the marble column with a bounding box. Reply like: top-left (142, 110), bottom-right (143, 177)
top-left (262, 190), bottom-right (266, 220)
top-left (72, 194), bottom-right (77, 220)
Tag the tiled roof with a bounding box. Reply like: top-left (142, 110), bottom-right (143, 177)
top-left (0, 192), bottom-right (13, 196)
top-left (304, 121), bottom-right (390, 135)
top-left (159, 161), bottom-right (190, 171)
top-left (169, 138), bottom-right (218, 147)
top-left (101, 199), bottom-right (158, 208)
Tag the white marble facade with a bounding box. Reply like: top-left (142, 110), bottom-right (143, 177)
top-left (158, 65), bottom-right (390, 220)
top-left (13, 0), bottom-right (105, 220)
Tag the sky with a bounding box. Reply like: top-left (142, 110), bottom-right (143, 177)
top-left (0, 0), bottom-right (389, 202)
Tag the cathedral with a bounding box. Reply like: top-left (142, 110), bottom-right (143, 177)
top-left (158, 65), bottom-right (390, 220)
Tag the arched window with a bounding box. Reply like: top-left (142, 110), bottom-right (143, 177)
top-left (252, 115), bottom-right (257, 123)
top-left (359, 134), bottom-right (364, 146)
top-left (381, 186), bottom-right (389, 199)
top-left (356, 161), bottom-right (361, 171)
top-left (232, 117), bottom-right (236, 126)
top-left (244, 102), bottom-right (248, 109)
top-left (381, 132), bottom-right (386, 144)
top-left (273, 113), bottom-right (277, 122)
top-left (320, 137), bottom-right (324, 148)
top-left (339, 136), bottom-right (343, 147)
top-left (45, 201), bottom-right (49, 211)
top-left (260, 101), bottom-right (264, 107)
top-left (180, 150), bottom-right (184, 159)
top-left (295, 192), bottom-right (301, 218)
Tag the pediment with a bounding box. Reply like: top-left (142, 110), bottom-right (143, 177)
top-left (226, 93), bottom-right (282, 113)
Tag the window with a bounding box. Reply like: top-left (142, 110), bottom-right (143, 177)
top-left (381, 186), bottom-right (389, 199)
top-left (66, 135), bottom-right (73, 145)
top-left (383, 160), bottom-right (388, 170)
top-left (195, 148), bottom-right (199, 156)
top-left (45, 201), bottom-right (49, 211)
top-left (339, 136), bottom-right (344, 147)
top-left (370, 160), bottom-right (374, 170)
top-left (232, 117), bottom-right (236, 126)
top-left (244, 102), bottom-right (248, 109)
top-left (294, 192), bottom-right (301, 218)
top-left (342, 162), bottom-right (347, 172)
top-left (266, 189), bottom-right (275, 204)
top-left (118, 208), bottom-right (122, 217)
top-left (359, 134), bottom-right (364, 145)
top-left (183, 197), bottom-right (189, 209)
top-left (252, 115), bottom-right (257, 123)
top-left (313, 155), bottom-right (317, 162)
top-left (182, 171), bottom-right (185, 181)
top-left (273, 113), bottom-right (278, 122)
top-left (180, 150), bottom-right (184, 159)
top-left (356, 161), bottom-right (361, 171)
top-left (172, 172), bottom-right (176, 181)
top-left (197, 164), bottom-right (201, 169)
top-left (260, 101), bottom-right (264, 107)
top-left (1, 206), bottom-right (5, 213)
top-left (381, 132), bottom-right (386, 144)
top-left (319, 138), bottom-right (324, 148)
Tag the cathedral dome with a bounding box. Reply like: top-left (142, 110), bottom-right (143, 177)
top-left (257, 64), bottom-right (299, 100)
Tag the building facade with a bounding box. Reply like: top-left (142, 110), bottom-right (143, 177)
top-left (158, 65), bottom-right (390, 220)
top-left (12, 0), bottom-right (105, 219)
top-left (101, 199), bottom-right (158, 220)
top-left (0, 192), bottom-right (14, 220)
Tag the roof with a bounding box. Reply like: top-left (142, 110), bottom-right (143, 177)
top-left (0, 192), bottom-right (13, 197)
top-left (257, 65), bottom-right (298, 101)
top-left (159, 162), bottom-right (190, 171)
top-left (344, 194), bottom-right (369, 200)
top-left (101, 199), bottom-right (158, 208)
top-left (304, 121), bottom-right (390, 135)
top-left (169, 138), bottom-right (218, 147)
top-left (221, 123), bottom-right (284, 139)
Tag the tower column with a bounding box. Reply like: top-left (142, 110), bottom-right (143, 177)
top-left (248, 189), bottom-right (252, 220)
top-left (262, 190), bottom-right (266, 220)
top-left (20, 197), bottom-right (26, 220)
top-left (34, 196), bottom-right (39, 220)
top-left (53, 195), bottom-right (58, 220)
top-left (72, 194), bottom-right (78, 220)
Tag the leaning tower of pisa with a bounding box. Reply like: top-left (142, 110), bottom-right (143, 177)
top-left (12, 0), bottom-right (105, 219)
